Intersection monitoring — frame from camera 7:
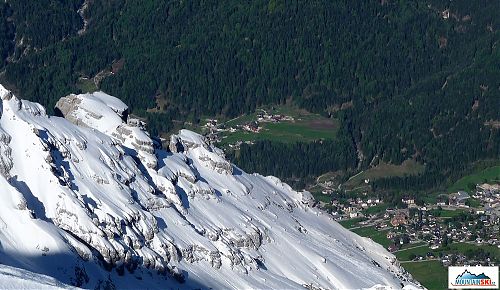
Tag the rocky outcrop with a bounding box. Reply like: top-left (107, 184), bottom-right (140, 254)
top-left (0, 85), bottom-right (417, 290)
top-left (0, 128), bottom-right (12, 177)
top-left (54, 95), bottom-right (84, 124)
top-left (0, 99), bottom-right (12, 177)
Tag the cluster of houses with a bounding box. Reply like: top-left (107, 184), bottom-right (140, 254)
top-left (403, 191), bottom-right (471, 208)
top-left (203, 119), bottom-right (224, 143)
top-left (383, 204), bottom-right (499, 255)
top-left (199, 109), bottom-right (296, 149)
top-left (334, 183), bottom-right (500, 257)
top-left (405, 251), bottom-right (496, 267)
top-left (448, 191), bottom-right (471, 207)
top-left (240, 110), bottom-right (296, 133)
top-left (474, 183), bottom-right (500, 215)
top-left (389, 210), bottom-right (409, 227)
top-left (202, 119), bottom-right (241, 144)
top-left (439, 253), bottom-right (496, 267)
top-left (242, 121), bottom-right (261, 133)
top-left (330, 197), bottom-right (382, 218)
top-left (227, 140), bottom-right (254, 149)
top-left (256, 110), bottom-right (294, 123)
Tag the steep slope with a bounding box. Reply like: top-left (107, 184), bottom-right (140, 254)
top-left (0, 265), bottom-right (77, 290)
top-left (0, 85), bottom-right (420, 289)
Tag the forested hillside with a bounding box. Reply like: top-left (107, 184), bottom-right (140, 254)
top-left (0, 0), bottom-right (498, 189)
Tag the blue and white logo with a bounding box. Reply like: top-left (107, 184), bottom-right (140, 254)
top-left (449, 266), bottom-right (499, 289)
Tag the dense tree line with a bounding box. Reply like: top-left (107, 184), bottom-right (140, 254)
top-left (0, 3), bottom-right (14, 66)
top-left (0, 0), bottom-right (498, 189)
top-left (8, 0), bottom-right (83, 52)
top-left (229, 137), bottom-right (357, 182)
top-left (143, 110), bottom-right (180, 137)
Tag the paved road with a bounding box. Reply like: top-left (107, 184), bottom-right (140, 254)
top-left (400, 258), bottom-right (439, 264)
top-left (349, 218), bottom-right (391, 230)
top-left (394, 244), bottom-right (428, 253)
top-left (346, 170), bottom-right (364, 182)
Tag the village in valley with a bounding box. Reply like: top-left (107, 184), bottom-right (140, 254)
top-left (305, 174), bottom-right (499, 288)
top-left (198, 108), bottom-right (499, 269)
top-left (194, 105), bottom-right (499, 289)
top-left (197, 104), bottom-right (338, 150)
top-left (318, 181), bottom-right (499, 270)
top-left (202, 109), bottom-right (294, 148)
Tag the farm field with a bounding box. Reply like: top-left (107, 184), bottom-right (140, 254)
top-left (344, 159), bottom-right (425, 189)
top-left (220, 104), bottom-right (338, 145)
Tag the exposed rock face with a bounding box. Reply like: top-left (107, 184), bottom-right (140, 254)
top-left (54, 94), bottom-right (84, 125)
top-left (0, 85), bottom-right (420, 290)
top-left (55, 92), bottom-right (129, 123)
top-left (0, 128), bottom-right (12, 177)
top-left (55, 91), bottom-right (157, 170)
top-left (170, 129), bottom-right (233, 175)
top-left (0, 88), bottom-right (12, 177)
top-left (169, 135), bottom-right (184, 153)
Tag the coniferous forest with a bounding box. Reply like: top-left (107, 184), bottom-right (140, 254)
top-left (0, 0), bottom-right (498, 190)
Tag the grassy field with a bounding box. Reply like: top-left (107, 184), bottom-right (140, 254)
top-left (310, 191), bottom-right (333, 204)
top-left (401, 242), bottom-right (500, 290)
top-left (421, 192), bottom-right (448, 205)
top-left (225, 113), bottom-right (255, 127)
top-left (338, 217), bottom-right (366, 229)
top-left (344, 185), bottom-right (371, 195)
top-left (448, 165), bottom-right (500, 193)
top-left (396, 245), bottom-right (432, 261)
top-left (362, 203), bottom-right (389, 215)
top-left (400, 241), bottom-right (427, 249)
top-left (344, 159), bottom-right (425, 188)
top-left (466, 198), bottom-right (482, 207)
top-left (402, 261), bottom-right (447, 290)
top-left (316, 171), bottom-right (343, 183)
top-left (220, 104), bottom-right (338, 145)
top-left (430, 209), bottom-right (466, 218)
top-left (351, 226), bottom-right (391, 248)
top-left (221, 121), bottom-right (337, 144)
top-left (76, 77), bottom-right (98, 93)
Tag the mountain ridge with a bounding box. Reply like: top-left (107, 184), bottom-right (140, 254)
top-left (0, 85), bottom-right (420, 289)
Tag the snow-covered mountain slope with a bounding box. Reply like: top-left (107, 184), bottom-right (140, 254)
top-left (0, 85), bottom-right (422, 289)
top-left (0, 265), bottom-right (77, 290)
